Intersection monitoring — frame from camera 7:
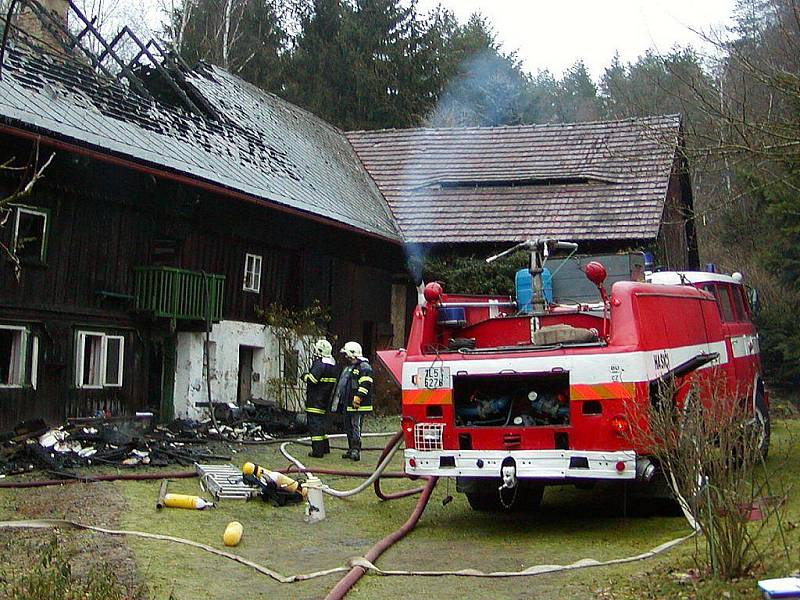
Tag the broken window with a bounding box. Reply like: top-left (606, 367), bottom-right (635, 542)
top-left (30, 336), bottom-right (38, 390)
top-left (76, 331), bottom-right (125, 389)
top-left (13, 205), bottom-right (48, 263)
top-left (0, 325), bottom-right (37, 388)
top-left (104, 336), bottom-right (124, 387)
top-left (243, 253), bottom-right (262, 293)
top-left (0, 326), bottom-right (26, 387)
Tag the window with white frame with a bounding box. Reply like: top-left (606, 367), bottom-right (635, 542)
top-left (0, 326), bottom-right (26, 387)
top-left (243, 253), bottom-right (262, 293)
top-left (76, 331), bottom-right (124, 389)
top-left (0, 325), bottom-right (37, 388)
top-left (12, 205), bottom-right (49, 263)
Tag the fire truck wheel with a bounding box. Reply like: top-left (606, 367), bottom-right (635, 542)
top-left (754, 390), bottom-right (770, 459)
top-left (465, 485), bottom-right (544, 512)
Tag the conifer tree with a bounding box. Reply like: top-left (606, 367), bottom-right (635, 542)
top-left (427, 13), bottom-right (532, 127)
top-left (168, 0), bottom-right (287, 92)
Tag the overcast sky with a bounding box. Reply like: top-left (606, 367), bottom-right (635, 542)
top-left (414, 0), bottom-right (738, 79)
top-left (141, 0), bottom-right (738, 80)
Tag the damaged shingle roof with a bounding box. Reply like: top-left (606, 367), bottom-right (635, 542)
top-left (346, 116), bottom-right (682, 244)
top-left (0, 47), bottom-right (399, 241)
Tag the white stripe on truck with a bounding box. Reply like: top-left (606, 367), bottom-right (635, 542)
top-left (402, 341), bottom-right (729, 389)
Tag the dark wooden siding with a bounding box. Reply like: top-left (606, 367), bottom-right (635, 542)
top-left (656, 164), bottom-right (692, 270)
top-left (0, 137), bottom-right (404, 429)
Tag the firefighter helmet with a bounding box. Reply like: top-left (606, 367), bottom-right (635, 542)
top-left (313, 339), bottom-right (332, 357)
top-left (340, 341), bottom-right (363, 360)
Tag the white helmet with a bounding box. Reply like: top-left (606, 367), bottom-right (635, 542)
top-left (340, 341), bottom-right (363, 360)
top-left (313, 339), bottom-right (332, 357)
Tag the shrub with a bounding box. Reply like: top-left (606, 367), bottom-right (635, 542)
top-left (258, 301), bottom-right (331, 411)
top-left (629, 382), bottom-right (790, 579)
top-left (0, 535), bottom-right (140, 600)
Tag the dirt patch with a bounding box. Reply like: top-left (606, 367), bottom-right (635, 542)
top-left (0, 481), bottom-right (143, 596)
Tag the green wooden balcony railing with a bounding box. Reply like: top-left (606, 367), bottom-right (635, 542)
top-left (133, 266), bottom-right (225, 324)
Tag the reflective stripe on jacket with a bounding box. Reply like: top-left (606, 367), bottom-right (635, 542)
top-left (303, 356), bottom-right (339, 413)
top-left (346, 359), bottom-right (373, 412)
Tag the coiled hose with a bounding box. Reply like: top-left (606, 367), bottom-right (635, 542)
top-left (280, 432), bottom-right (412, 498)
top-left (372, 430), bottom-right (427, 501)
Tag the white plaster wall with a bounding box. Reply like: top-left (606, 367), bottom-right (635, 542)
top-left (173, 320), bottom-right (291, 420)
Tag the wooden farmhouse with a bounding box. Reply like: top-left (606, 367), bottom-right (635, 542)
top-left (0, 3), bottom-right (406, 429)
top-left (346, 116), bottom-right (698, 269)
top-left (0, 3), bottom-right (698, 428)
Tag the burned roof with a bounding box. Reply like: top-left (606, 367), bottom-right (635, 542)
top-left (346, 116), bottom-right (683, 244)
top-left (0, 46), bottom-right (399, 241)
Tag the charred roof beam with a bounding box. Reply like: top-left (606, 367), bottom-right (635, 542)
top-left (68, 14), bottom-right (96, 48)
top-left (12, 0), bottom-right (216, 118)
top-left (16, 0), bottom-right (151, 99)
top-left (115, 25), bottom-right (218, 119)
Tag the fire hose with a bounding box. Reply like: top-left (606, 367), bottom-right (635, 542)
top-left (280, 431), bottom-right (413, 498)
top-left (0, 518), bottom-right (346, 583)
top-left (0, 431), bottom-right (699, 596)
top-left (0, 468), bottom-right (411, 489)
top-left (0, 470), bottom-right (198, 488)
top-left (0, 510), bottom-right (695, 585)
top-left (371, 430), bottom-right (428, 501)
top-left (325, 475), bottom-right (439, 599)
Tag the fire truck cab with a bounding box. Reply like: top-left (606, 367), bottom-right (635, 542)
top-left (379, 245), bottom-right (766, 511)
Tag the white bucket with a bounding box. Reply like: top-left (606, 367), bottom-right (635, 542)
top-left (304, 476), bottom-right (326, 523)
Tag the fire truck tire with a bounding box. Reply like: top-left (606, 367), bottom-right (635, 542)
top-left (465, 485), bottom-right (544, 512)
top-left (755, 389), bottom-right (770, 459)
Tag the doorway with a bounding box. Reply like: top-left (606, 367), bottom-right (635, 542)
top-left (148, 338), bottom-right (174, 422)
top-left (237, 346), bottom-right (254, 405)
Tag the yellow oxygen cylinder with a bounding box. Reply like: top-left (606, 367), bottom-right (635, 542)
top-left (163, 493), bottom-right (214, 510)
top-left (223, 521), bottom-right (243, 547)
top-left (242, 462), bottom-right (308, 499)
top-left (242, 461), bottom-right (265, 479)
top-left (267, 471), bottom-right (302, 494)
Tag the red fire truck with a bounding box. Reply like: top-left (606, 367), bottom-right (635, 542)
top-left (378, 241), bottom-right (767, 510)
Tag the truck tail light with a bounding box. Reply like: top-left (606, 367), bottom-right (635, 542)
top-left (401, 416), bottom-right (415, 434)
top-left (610, 415), bottom-right (628, 436)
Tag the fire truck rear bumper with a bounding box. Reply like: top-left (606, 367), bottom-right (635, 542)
top-left (405, 449), bottom-right (638, 480)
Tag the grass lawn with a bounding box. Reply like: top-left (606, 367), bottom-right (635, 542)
top-left (1, 416), bottom-right (797, 599)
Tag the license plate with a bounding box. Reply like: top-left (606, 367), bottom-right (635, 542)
top-left (418, 366), bottom-right (450, 389)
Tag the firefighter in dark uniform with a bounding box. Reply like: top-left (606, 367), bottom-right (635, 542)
top-left (332, 341), bottom-right (373, 461)
top-left (302, 339), bottom-right (339, 458)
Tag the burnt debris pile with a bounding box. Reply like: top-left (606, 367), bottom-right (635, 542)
top-left (206, 399), bottom-right (308, 438)
top-left (0, 403), bottom-right (308, 477)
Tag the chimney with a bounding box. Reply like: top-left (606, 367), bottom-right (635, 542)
top-left (16, 0), bottom-right (69, 54)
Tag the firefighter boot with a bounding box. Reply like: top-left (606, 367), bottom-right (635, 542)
top-left (322, 438), bottom-right (330, 455)
top-left (342, 428), bottom-right (355, 459)
top-left (350, 449), bottom-right (360, 462)
top-left (308, 438), bottom-right (325, 458)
